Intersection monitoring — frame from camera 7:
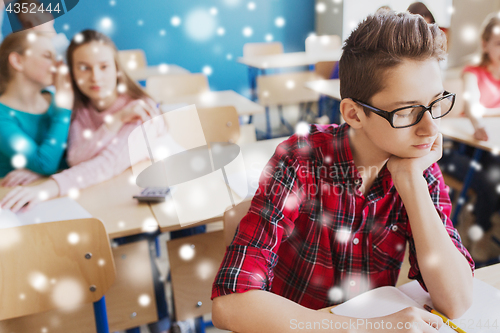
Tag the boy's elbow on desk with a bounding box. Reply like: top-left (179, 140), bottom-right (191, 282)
top-left (212, 295), bottom-right (234, 330)
top-left (445, 293), bottom-right (473, 320)
top-left (436, 282), bottom-right (473, 319)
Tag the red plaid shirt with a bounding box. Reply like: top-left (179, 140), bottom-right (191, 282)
top-left (212, 123), bottom-right (474, 309)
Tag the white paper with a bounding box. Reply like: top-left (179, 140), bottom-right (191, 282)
top-left (331, 279), bottom-right (500, 333)
top-left (0, 197), bottom-right (92, 229)
top-left (399, 279), bottom-right (500, 333)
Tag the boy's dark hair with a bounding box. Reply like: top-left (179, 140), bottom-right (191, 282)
top-left (339, 11), bottom-right (447, 110)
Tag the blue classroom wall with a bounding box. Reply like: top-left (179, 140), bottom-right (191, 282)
top-left (1, 0), bottom-right (315, 96)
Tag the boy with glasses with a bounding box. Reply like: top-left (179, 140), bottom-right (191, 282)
top-left (211, 10), bottom-right (474, 333)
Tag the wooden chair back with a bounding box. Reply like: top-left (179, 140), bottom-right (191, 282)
top-left (167, 230), bottom-right (226, 321)
top-left (0, 240), bottom-right (157, 333)
top-left (305, 35), bottom-right (341, 54)
top-left (243, 42), bottom-right (284, 57)
top-left (223, 200), bottom-right (252, 247)
top-left (257, 71), bottom-right (321, 106)
top-left (118, 49), bottom-right (148, 70)
top-left (315, 61), bottom-right (337, 79)
top-left (0, 218), bottom-right (115, 321)
top-left (146, 74), bottom-right (210, 103)
top-left (197, 106), bottom-right (240, 145)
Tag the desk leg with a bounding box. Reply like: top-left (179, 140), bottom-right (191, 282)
top-left (93, 296), bottom-right (110, 333)
top-left (125, 328), bottom-right (141, 333)
top-left (265, 106), bottom-right (272, 139)
top-left (195, 316), bottom-right (206, 333)
top-left (451, 148), bottom-right (483, 224)
top-left (248, 66), bottom-right (258, 102)
top-left (278, 105), bottom-right (294, 134)
top-left (155, 236), bottom-right (161, 258)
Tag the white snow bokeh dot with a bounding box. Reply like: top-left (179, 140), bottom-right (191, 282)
top-left (243, 26), bottom-right (253, 37)
top-left (275, 17), bottom-right (285, 28)
top-left (171, 16), bottom-right (181, 27)
top-left (185, 9), bottom-right (217, 42)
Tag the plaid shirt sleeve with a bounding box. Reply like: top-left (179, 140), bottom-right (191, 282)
top-left (406, 163), bottom-right (475, 291)
top-left (212, 136), bottom-right (311, 299)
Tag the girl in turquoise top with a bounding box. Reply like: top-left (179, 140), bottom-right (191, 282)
top-left (0, 30), bottom-right (73, 184)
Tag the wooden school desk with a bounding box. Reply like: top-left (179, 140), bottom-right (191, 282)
top-left (126, 64), bottom-right (190, 82)
top-left (439, 117), bottom-right (500, 223)
top-left (73, 162), bottom-right (160, 239)
top-left (238, 50), bottom-right (342, 70)
top-left (239, 50), bottom-right (342, 103)
top-left (160, 90), bottom-right (265, 117)
top-left (305, 79), bottom-right (341, 101)
top-left (150, 137), bottom-right (286, 232)
top-left (0, 165), bottom-right (160, 332)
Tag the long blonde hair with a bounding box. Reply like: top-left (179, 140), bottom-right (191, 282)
top-left (479, 13), bottom-right (500, 67)
top-left (0, 30), bottom-right (45, 95)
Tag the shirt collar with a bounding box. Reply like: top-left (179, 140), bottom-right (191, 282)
top-left (325, 123), bottom-right (395, 198)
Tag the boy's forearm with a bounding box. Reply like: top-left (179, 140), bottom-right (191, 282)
top-left (393, 174), bottom-right (473, 319)
top-left (212, 290), bottom-right (357, 333)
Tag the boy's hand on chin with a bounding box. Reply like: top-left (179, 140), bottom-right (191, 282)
top-left (387, 133), bottom-right (443, 179)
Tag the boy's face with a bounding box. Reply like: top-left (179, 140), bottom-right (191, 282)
top-left (359, 59), bottom-right (443, 159)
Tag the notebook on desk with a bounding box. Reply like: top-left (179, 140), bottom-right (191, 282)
top-left (331, 279), bottom-right (500, 333)
top-left (0, 197), bottom-right (92, 229)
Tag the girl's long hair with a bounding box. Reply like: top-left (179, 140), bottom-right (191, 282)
top-left (0, 30), bottom-right (45, 95)
top-left (479, 14), bottom-right (500, 67)
top-left (66, 29), bottom-right (151, 109)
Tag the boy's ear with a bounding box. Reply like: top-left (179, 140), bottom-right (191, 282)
top-left (8, 52), bottom-right (24, 72)
top-left (340, 98), bottom-right (364, 129)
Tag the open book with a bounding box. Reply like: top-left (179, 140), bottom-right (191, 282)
top-left (331, 279), bottom-right (500, 333)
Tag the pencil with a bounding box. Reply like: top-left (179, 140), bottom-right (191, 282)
top-left (423, 304), bottom-right (467, 333)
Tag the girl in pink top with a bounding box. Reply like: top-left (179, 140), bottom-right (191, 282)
top-left (1, 29), bottom-right (162, 212)
top-left (463, 14), bottom-right (500, 141)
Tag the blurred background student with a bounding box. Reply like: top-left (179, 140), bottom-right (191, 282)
top-left (407, 1), bottom-right (436, 24)
top-left (440, 13), bottom-right (500, 264)
top-left (0, 29), bottom-right (161, 212)
top-left (0, 30), bottom-right (72, 187)
top-left (0, 29), bottom-right (175, 332)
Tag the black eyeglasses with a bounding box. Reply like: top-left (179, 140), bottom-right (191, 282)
top-left (352, 91), bottom-right (456, 128)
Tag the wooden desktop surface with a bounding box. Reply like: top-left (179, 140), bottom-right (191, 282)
top-left (305, 79), bottom-right (341, 100)
top-left (160, 90), bottom-right (265, 116)
top-left (238, 50), bottom-right (342, 70)
top-left (0, 162), bottom-right (158, 240)
top-left (151, 137), bottom-right (286, 232)
top-left (440, 117), bottom-right (500, 153)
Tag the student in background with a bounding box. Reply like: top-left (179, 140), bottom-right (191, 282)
top-left (0, 30), bottom-right (72, 185)
top-left (407, 2), bottom-right (450, 52)
top-left (440, 13), bottom-right (500, 264)
top-left (0, 29), bottom-right (176, 333)
top-left (15, 0), bottom-right (70, 59)
top-left (212, 11), bottom-right (473, 333)
top-left (407, 2), bottom-right (435, 24)
top-left (0, 29), bottom-right (159, 211)
top-left (463, 13), bottom-right (500, 141)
